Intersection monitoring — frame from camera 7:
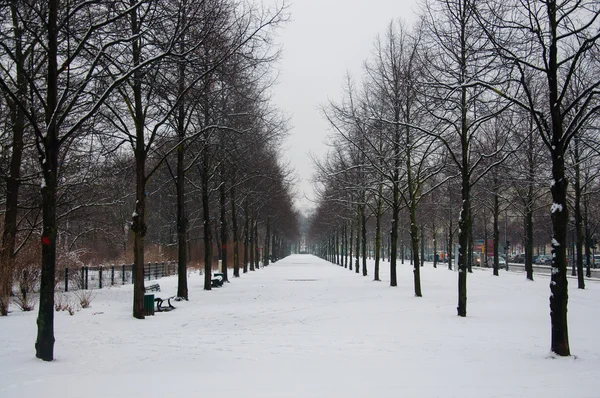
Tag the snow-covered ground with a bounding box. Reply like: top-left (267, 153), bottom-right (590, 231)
top-left (1, 254), bottom-right (599, 398)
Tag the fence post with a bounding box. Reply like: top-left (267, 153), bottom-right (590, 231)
top-left (147, 262), bottom-right (151, 280)
top-left (154, 262), bottom-right (158, 279)
top-left (121, 264), bottom-right (125, 284)
top-left (111, 264), bottom-right (115, 286)
top-left (85, 266), bottom-right (89, 290)
top-left (161, 262), bottom-right (165, 277)
top-left (99, 265), bottom-right (103, 289)
top-left (81, 267), bottom-right (84, 290)
top-left (65, 267), bottom-right (69, 292)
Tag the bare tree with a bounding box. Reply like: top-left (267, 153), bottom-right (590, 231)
top-left (478, 0), bottom-right (600, 356)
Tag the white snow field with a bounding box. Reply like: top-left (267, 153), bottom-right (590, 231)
top-left (1, 254), bottom-right (599, 398)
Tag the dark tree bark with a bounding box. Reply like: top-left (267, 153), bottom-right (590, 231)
top-left (390, 184), bottom-right (399, 286)
top-left (243, 200), bottom-right (249, 273)
top-left (342, 224), bottom-right (347, 268)
top-left (493, 174), bottom-right (500, 276)
top-left (524, 129), bottom-right (535, 281)
top-left (219, 176), bottom-right (228, 282)
top-left (573, 135), bottom-right (584, 289)
top-left (524, 201), bottom-right (534, 281)
top-left (355, 207), bottom-right (360, 274)
top-left (176, 37), bottom-right (188, 299)
top-left (230, 182), bottom-right (240, 277)
top-left (36, 0), bottom-right (60, 359)
top-left (420, 227), bottom-right (424, 268)
top-left (448, 218), bottom-right (453, 271)
top-left (249, 215), bottom-right (255, 271)
top-left (374, 186), bottom-right (382, 280)
top-left (409, 207), bottom-right (422, 297)
top-left (584, 191), bottom-right (591, 278)
top-left (361, 204), bottom-right (367, 276)
top-left (264, 217), bottom-right (271, 266)
top-left (201, 150), bottom-right (212, 290)
top-left (547, 1), bottom-right (571, 355)
top-left (457, 107), bottom-right (471, 316)
top-left (432, 215), bottom-right (438, 268)
top-left (253, 218), bottom-right (259, 270)
top-left (0, 2), bottom-right (26, 316)
top-left (349, 221), bottom-right (353, 271)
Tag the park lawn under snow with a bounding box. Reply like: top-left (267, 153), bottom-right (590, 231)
top-left (1, 255), bottom-right (599, 398)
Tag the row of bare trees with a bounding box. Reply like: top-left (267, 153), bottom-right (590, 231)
top-left (308, 0), bottom-right (600, 357)
top-left (0, 0), bottom-right (299, 361)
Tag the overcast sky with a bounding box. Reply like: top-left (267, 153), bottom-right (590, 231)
top-left (273, 0), bottom-right (418, 214)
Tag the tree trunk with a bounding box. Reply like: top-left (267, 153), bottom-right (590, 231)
top-left (349, 221), bottom-right (353, 271)
top-left (175, 44), bottom-right (188, 299)
top-left (214, 223), bottom-right (221, 261)
top-left (265, 217), bottom-right (271, 266)
top-left (409, 206), bottom-right (422, 297)
top-left (524, 201), bottom-right (534, 281)
top-left (254, 219), bottom-right (260, 269)
top-left (243, 200), bottom-right (248, 273)
top-left (374, 189), bottom-right (382, 280)
top-left (524, 131), bottom-right (535, 280)
top-left (36, 0), bottom-right (60, 360)
top-left (219, 177), bottom-right (228, 282)
top-left (457, 179), bottom-right (470, 317)
top-left (420, 227), bottom-right (425, 268)
top-left (342, 224), bottom-right (347, 268)
top-left (549, 141), bottom-right (570, 355)
top-left (448, 217), bottom-right (453, 271)
top-left (467, 210), bottom-right (473, 273)
top-left (249, 215), bottom-right (255, 271)
top-left (457, 77), bottom-right (470, 316)
top-left (230, 184), bottom-right (240, 277)
top-left (127, 1), bottom-right (149, 319)
top-left (201, 151), bottom-right (212, 290)
top-left (584, 190), bottom-right (591, 278)
top-left (493, 178), bottom-right (500, 276)
top-left (390, 191), bottom-right (399, 287)
top-left (433, 220), bottom-right (437, 269)
top-left (0, 3), bottom-right (26, 316)
top-left (37, 140), bottom-right (59, 360)
top-left (355, 206), bottom-right (360, 274)
top-left (361, 204), bottom-right (367, 276)
top-left (573, 135), bottom-right (584, 289)
top-left (547, 1), bottom-right (570, 356)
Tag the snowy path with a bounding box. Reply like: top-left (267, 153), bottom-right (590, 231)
top-left (1, 254), bottom-right (599, 397)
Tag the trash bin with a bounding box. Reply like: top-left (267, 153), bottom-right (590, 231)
top-left (144, 293), bottom-right (155, 316)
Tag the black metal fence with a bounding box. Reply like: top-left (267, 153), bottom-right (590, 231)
top-left (56, 261), bottom-right (177, 292)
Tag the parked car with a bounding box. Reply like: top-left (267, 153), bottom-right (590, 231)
top-left (537, 255), bottom-right (552, 265)
top-left (488, 256), bottom-right (506, 267)
top-left (513, 254), bottom-right (526, 263)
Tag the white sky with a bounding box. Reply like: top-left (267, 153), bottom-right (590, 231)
top-left (273, 0), bottom-right (418, 214)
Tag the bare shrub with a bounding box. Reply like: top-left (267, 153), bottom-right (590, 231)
top-left (55, 292), bottom-right (65, 311)
top-left (65, 303), bottom-right (75, 315)
top-left (74, 289), bottom-right (95, 309)
top-left (13, 242), bottom-right (41, 312)
top-left (55, 292), bottom-right (76, 315)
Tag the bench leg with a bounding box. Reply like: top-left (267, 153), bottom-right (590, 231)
top-left (166, 298), bottom-right (175, 309)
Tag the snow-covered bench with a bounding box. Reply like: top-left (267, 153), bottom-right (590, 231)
top-left (144, 283), bottom-right (160, 293)
top-left (211, 273), bottom-right (224, 287)
top-left (155, 296), bottom-right (175, 312)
